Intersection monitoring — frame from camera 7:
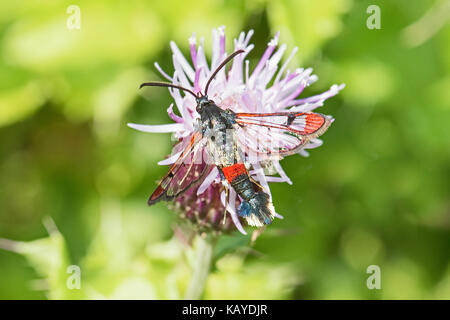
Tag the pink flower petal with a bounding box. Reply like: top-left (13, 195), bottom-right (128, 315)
top-left (249, 32), bottom-right (279, 85)
top-left (274, 47), bottom-right (298, 84)
top-left (196, 40), bottom-right (210, 74)
top-left (273, 211), bottom-right (284, 219)
top-left (189, 33), bottom-right (197, 69)
top-left (158, 151), bottom-right (182, 165)
top-left (273, 161), bottom-right (293, 185)
top-left (154, 62), bottom-right (172, 81)
top-left (197, 167), bottom-right (219, 195)
top-left (219, 26), bottom-right (226, 58)
top-left (127, 123), bottom-right (184, 133)
top-left (170, 41), bottom-right (195, 81)
top-left (291, 83), bottom-right (345, 105)
top-left (167, 104), bottom-right (183, 123)
top-left (221, 189), bottom-right (247, 235)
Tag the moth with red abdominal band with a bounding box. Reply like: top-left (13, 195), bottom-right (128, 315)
top-left (138, 50), bottom-right (334, 228)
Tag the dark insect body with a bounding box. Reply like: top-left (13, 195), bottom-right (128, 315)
top-left (139, 50), bottom-right (333, 227)
top-left (196, 96), bottom-right (276, 226)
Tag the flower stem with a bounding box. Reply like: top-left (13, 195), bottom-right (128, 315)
top-left (184, 234), bottom-right (216, 300)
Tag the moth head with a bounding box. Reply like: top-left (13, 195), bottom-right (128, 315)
top-left (196, 95), bottom-right (209, 113)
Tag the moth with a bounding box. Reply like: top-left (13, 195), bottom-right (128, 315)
top-left (140, 50), bottom-right (333, 227)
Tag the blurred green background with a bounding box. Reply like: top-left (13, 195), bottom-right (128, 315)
top-left (1, 0), bottom-right (449, 299)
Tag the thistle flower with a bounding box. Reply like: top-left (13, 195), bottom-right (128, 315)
top-left (128, 27), bottom-right (344, 234)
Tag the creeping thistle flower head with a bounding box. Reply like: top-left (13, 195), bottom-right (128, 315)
top-left (129, 27), bottom-right (344, 235)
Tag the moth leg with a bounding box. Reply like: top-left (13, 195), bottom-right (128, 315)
top-left (218, 166), bottom-right (226, 181)
top-left (222, 184), bottom-right (229, 225)
top-left (218, 167), bottom-right (229, 225)
top-left (249, 175), bottom-right (264, 191)
top-left (179, 141), bottom-right (202, 185)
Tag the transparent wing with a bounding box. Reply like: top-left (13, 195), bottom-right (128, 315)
top-left (148, 131), bottom-right (213, 204)
top-left (234, 111), bottom-right (333, 159)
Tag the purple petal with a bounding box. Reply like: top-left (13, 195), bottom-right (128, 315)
top-left (273, 211), bottom-right (284, 219)
top-left (193, 67), bottom-right (202, 94)
top-left (167, 104), bottom-right (183, 123)
top-left (170, 41), bottom-right (195, 81)
top-left (273, 161), bottom-right (293, 185)
top-left (244, 29), bottom-right (254, 47)
top-left (274, 47), bottom-right (298, 84)
top-left (291, 83), bottom-right (345, 105)
top-left (249, 32), bottom-right (279, 83)
top-left (252, 163), bottom-right (272, 197)
top-left (172, 55), bottom-right (192, 90)
top-left (289, 100), bottom-right (324, 112)
top-left (298, 149), bottom-right (310, 157)
top-left (157, 151), bottom-right (182, 165)
top-left (263, 177), bottom-right (287, 183)
top-left (221, 189), bottom-right (247, 235)
top-left (196, 40), bottom-right (210, 74)
top-left (189, 34), bottom-right (197, 69)
top-left (219, 26), bottom-right (226, 58)
top-left (127, 123), bottom-right (184, 133)
top-left (278, 82), bottom-right (306, 108)
top-left (211, 28), bottom-right (221, 71)
top-left (197, 167), bottom-right (219, 195)
top-left (154, 62), bottom-right (172, 81)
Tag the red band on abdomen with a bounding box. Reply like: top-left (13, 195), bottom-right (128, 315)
top-left (222, 163), bottom-right (247, 183)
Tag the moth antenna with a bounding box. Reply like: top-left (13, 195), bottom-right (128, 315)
top-left (139, 81), bottom-right (198, 99)
top-left (204, 49), bottom-right (245, 95)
